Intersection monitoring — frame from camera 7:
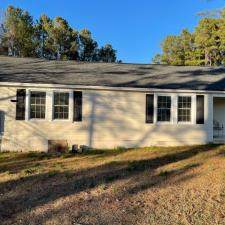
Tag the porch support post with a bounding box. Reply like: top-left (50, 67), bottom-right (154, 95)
top-left (191, 95), bottom-right (196, 124)
top-left (46, 90), bottom-right (53, 121)
top-left (206, 94), bottom-right (213, 143)
top-left (25, 89), bottom-right (30, 121)
top-left (69, 91), bottom-right (74, 122)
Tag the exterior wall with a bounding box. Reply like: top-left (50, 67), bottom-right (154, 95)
top-left (0, 86), bottom-right (214, 152)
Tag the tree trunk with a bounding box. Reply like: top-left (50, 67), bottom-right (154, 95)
top-left (205, 49), bottom-right (210, 66)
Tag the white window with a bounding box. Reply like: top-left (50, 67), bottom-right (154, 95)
top-left (178, 96), bottom-right (192, 122)
top-left (53, 92), bottom-right (69, 119)
top-left (157, 96), bottom-right (171, 122)
top-left (30, 91), bottom-right (46, 119)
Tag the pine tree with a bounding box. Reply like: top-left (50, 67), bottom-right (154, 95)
top-left (195, 18), bottom-right (222, 66)
top-left (34, 14), bottom-right (54, 58)
top-left (152, 54), bottom-right (162, 64)
top-left (0, 5), bottom-right (118, 62)
top-left (160, 35), bottom-right (185, 65)
top-left (4, 6), bottom-right (34, 57)
top-left (98, 44), bottom-right (117, 62)
top-left (79, 29), bottom-right (98, 61)
top-left (152, 7), bottom-right (225, 66)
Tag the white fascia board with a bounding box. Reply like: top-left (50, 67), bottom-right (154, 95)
top-left (0, 81), bottom-right (224, 94)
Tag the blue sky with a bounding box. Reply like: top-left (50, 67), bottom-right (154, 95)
top-left (1, 0), bottom-right (225, 63)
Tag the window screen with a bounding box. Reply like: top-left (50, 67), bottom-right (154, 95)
top-left (178, 96), bottom-right (192, 122)
top-left (53, 92), bottom-right (69, 119)
top-left (30, 91), bottom-right (46, 119)
top-left (157, 96), bottom-right (171, 122)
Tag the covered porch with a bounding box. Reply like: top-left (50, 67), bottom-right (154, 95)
top-left (213, 97), bottom-right (225, 143)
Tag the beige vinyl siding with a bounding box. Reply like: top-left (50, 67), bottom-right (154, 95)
top-left (0, 86), bottom-right (214, 152)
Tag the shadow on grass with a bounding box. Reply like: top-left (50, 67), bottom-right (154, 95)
top-left (0, 147), bottom-right (139, 174)
top-left (127, 162), bottom-right (200, 195)
top-left (216, 145), bottom-right (225, 157)
top-left (0, 144), bottom-right (219, 222)
top-left (0, 152), bottom-right (59, 174)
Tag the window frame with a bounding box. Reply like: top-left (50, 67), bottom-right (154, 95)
top-left (177, 96), bottom-right (192, 123)
top-left (53, 91), bottom-right (70, 121)
top-left (156, 95), bottom-right (172, 123)
top-left (29, 91), bottom-right (46, 120)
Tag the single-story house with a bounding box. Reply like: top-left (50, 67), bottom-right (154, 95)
top-left (0, 56), bottom-right (225, 152)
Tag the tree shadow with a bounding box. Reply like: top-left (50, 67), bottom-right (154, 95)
top-left (0, 144), bottom-right (217, 222)
top-left (126, 162), bottom-right (200, 196)
top-left (16, 163), bottom-right (200, 225)
top-left (215, 145), bottom-right (225, 157)
top-left (0, 147), bottom-right (138, 174)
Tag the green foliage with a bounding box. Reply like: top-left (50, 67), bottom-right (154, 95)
top-left (50, 16), bottom-right (79, 60)
top-left (0, 6), bottom-right (117, 62)
top-left (195, 18), bottom-right (223, 66)
top-left (221, 7), bottom-right (225, 19)
top-left (0, 23), bottom-right (7, 55)
top-left (98, 44), bottom-right (117, 62)
top-left (4, 6), bottom-right (34, 57)
top-left (152, 53), bottom-right (162, 64)
top-left (153, 9), bottom-right (225, 66)
top-left (161, 35), bottom-right (184, 65)
top-left (79, 29), bottom-right (98, 61)
top-left (34, 14), bottom-right (55, 58)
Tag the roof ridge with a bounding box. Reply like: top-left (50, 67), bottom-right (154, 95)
top-left (0, 55), bottom-right (223, 68)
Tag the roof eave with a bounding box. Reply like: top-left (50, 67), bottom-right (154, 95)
top-left (0, 81), bottom-right (224, 94)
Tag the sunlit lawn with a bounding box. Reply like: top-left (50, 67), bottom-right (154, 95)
top-left (1, 145), bottom-right (225, 225)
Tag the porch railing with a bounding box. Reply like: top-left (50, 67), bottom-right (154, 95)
top-left (213, 120), bottom-right (224, 138)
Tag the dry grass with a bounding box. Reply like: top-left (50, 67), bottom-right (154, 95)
top-left (1, 145), bottom-right (225, 225)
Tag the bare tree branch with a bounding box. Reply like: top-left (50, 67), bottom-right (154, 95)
top-left (0, 8), bottom-right (6, 26)
top-left (197, 9), bottom-right (222, 17)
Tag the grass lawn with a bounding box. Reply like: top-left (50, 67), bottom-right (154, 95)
top-left (1, 145), bottom-right (225, 225)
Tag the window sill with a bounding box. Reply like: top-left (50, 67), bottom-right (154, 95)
top-left (177, 122), bottom-right (193, 125)
top-left (52, 119), bottom-right (71, 122)
top-left (29, 118), bottom-right (47, 121)
top-left (156, 121), bottom-right (172, 125)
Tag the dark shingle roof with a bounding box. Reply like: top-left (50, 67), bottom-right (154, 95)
top-left (0, 56), bottom-right (225, 91)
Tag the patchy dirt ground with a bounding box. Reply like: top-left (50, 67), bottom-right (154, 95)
top-left (1, 145), bottom-right (225, 225)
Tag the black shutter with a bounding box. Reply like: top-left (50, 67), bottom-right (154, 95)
top-left (146, 94), bottom-right (154, 123)
top-left (0, 111), bottom-right (5, 134)
top-left (73, 91), bottom-right (82, 121)
top-left (196, 95), bottom-right (204, 124)
top-left (16, 89), bottom-right (26, 120)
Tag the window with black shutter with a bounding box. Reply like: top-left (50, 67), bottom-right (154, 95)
top-left (16, 89), bottom-right (26, 120)
top-left (146, 94), bottom-right (154, 123)
top-left (196, 95), bottom-right (204, 124)
top-left (73, 91), bottom-right (82, 121)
